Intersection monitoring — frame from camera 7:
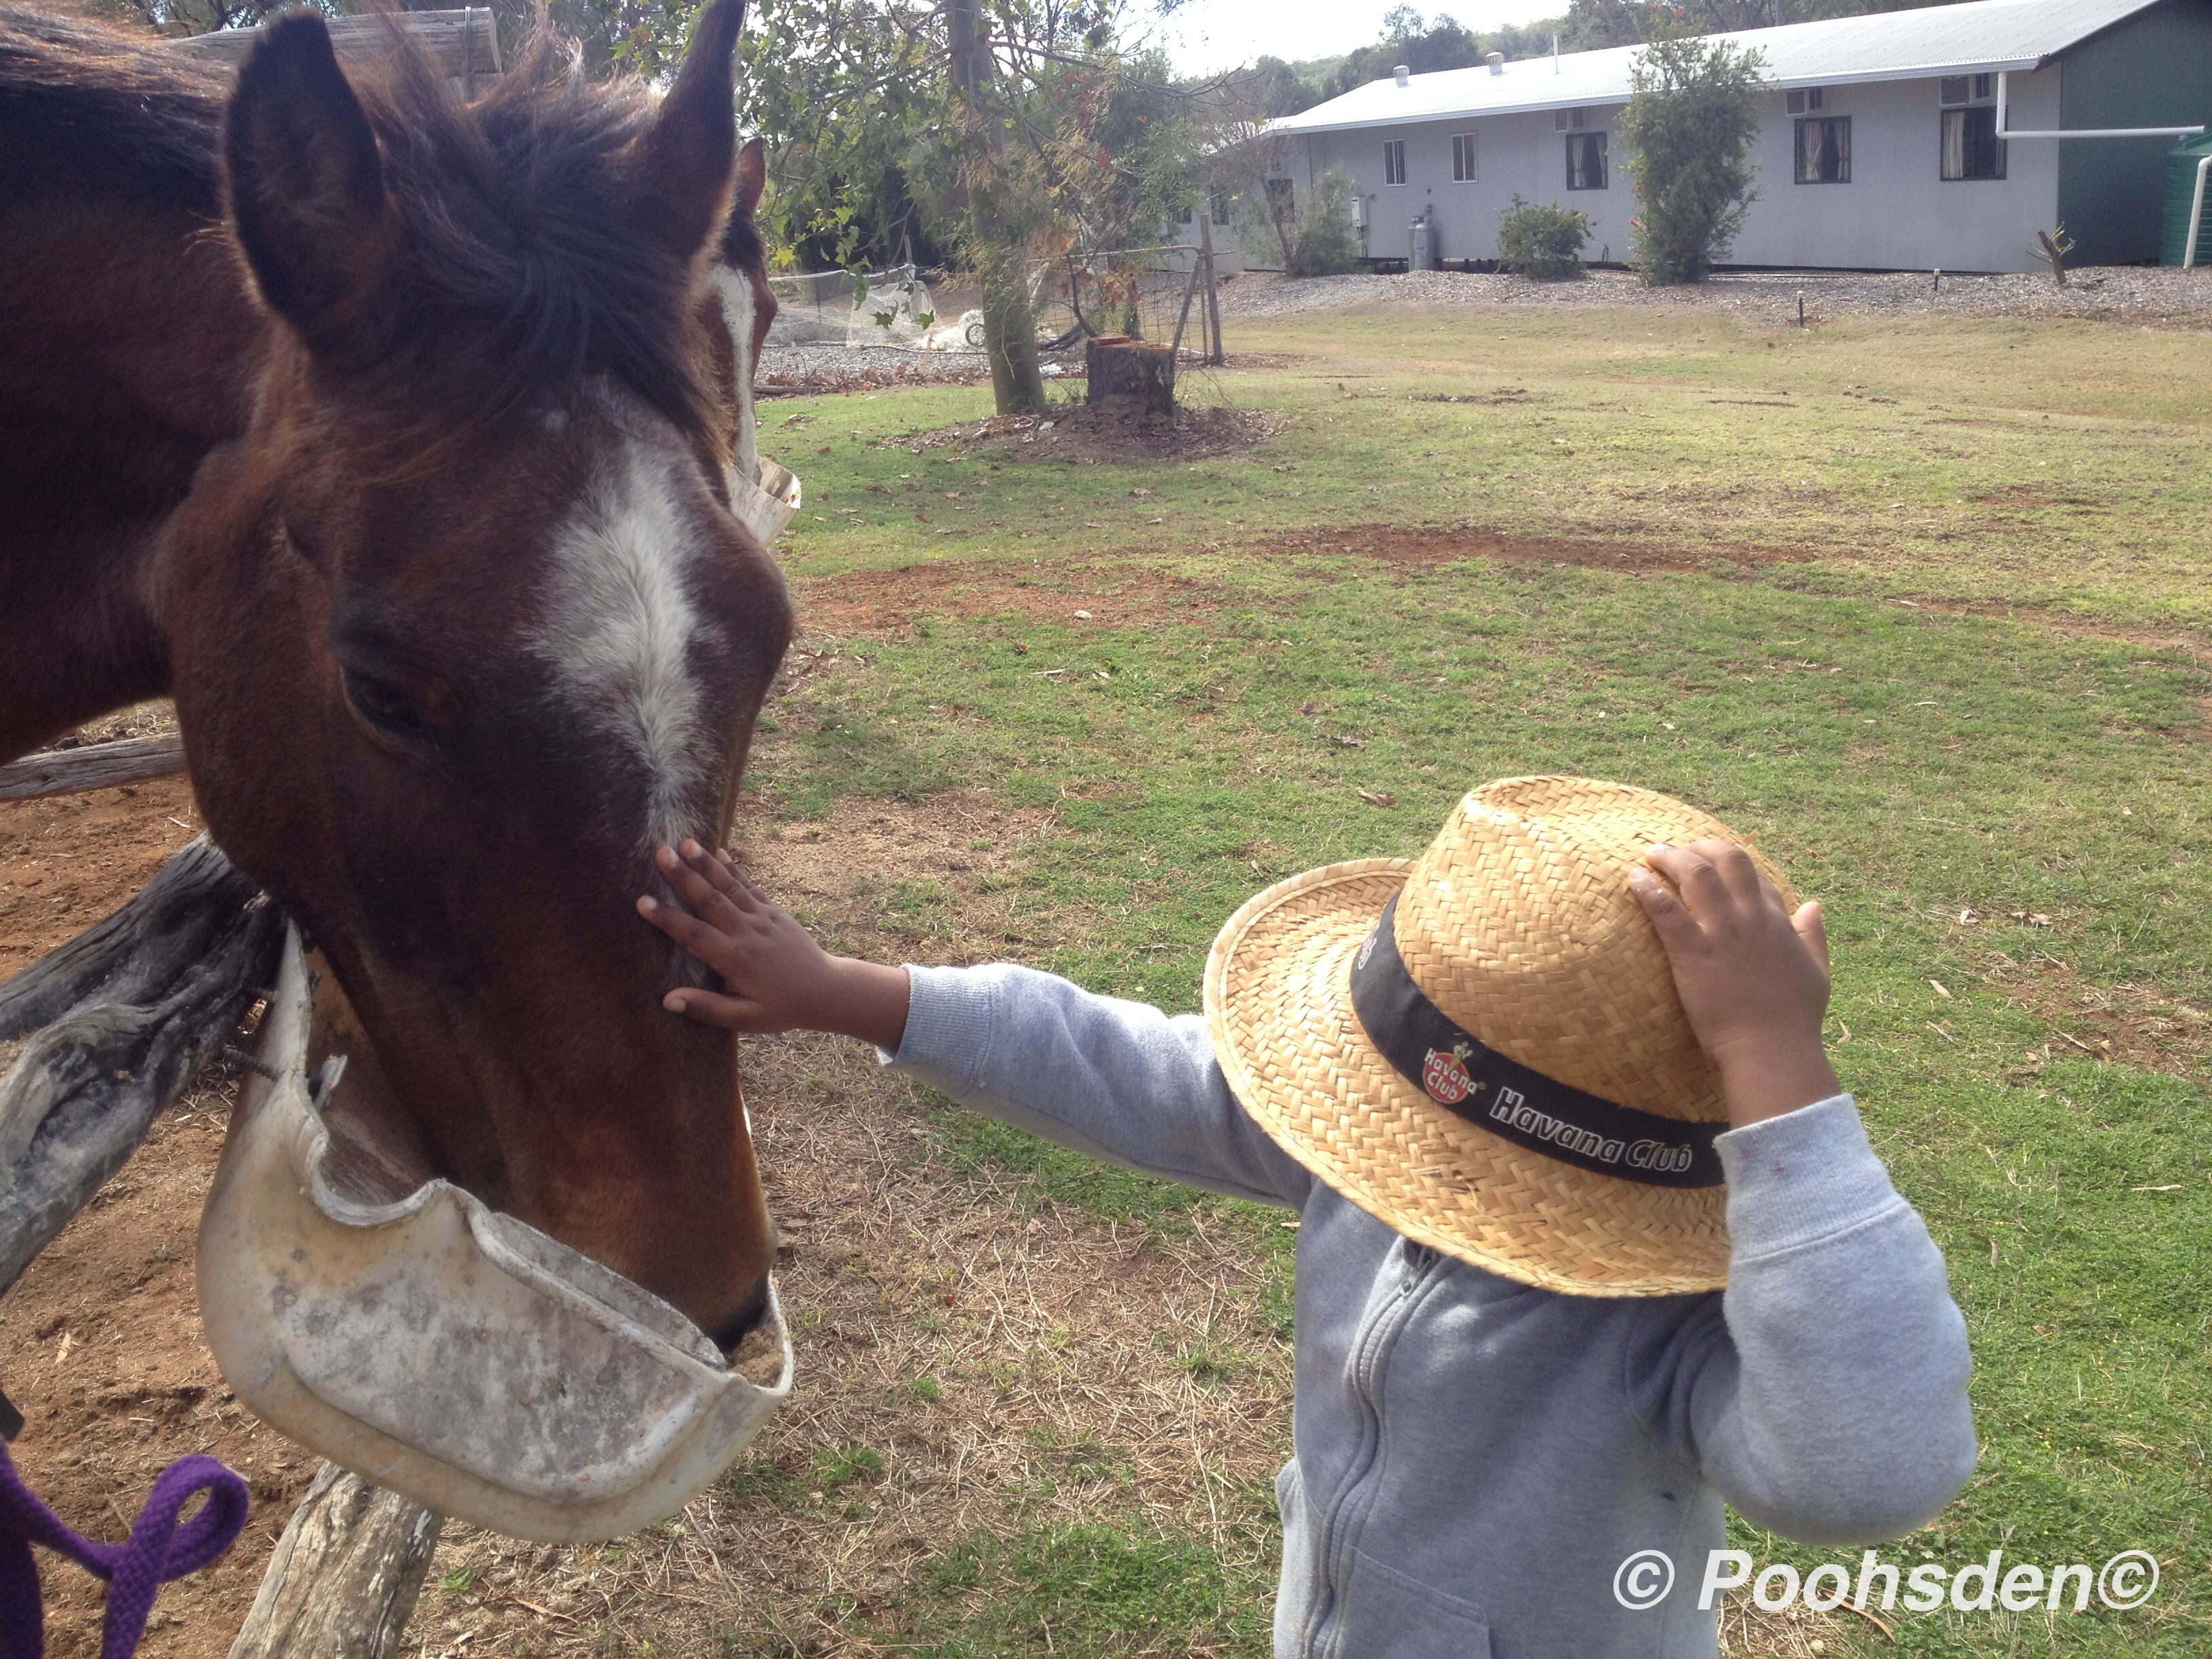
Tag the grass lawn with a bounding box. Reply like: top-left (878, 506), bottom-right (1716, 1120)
top-left (726, 299), bottom-right (2209, 1658)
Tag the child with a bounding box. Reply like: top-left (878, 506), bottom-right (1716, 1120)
top-left (638, 776), bottom-right (1975, 1659)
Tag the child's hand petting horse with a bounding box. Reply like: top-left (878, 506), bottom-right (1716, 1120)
top-left (637, 842), bottom-right (911, 1050)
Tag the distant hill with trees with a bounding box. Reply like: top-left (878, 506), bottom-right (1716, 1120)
top-left (1239, 0), bottom-right (1984, 117)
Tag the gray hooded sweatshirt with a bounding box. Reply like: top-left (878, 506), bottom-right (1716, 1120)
top-left (887, 962), bottom-right (1977, 1659)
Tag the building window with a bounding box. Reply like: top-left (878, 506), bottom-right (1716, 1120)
top-left (1795, 116), bottom-right (1851, 183)
top-left (1974, 71), bottom-right (1994, 98)
top-left (1553, 107), bottom-right (1587, 130)
top-left (1265, 177), bottom-right (1295, 212)
top-left (1210, 190), bottom-right (1233, 226)
top-left (1452, 133), bottom-right (1477, 182)
top-left (1383, 140), bottom-right (1407, 186)
top-left (1565, 131), bottom-right (1607, 190)
top-left (1942, 106), bottom-right (2006, 180)
top-left (1785, 87), bottom-right (1824, 114)
top-left (1942, 75), bottom-right (1996, 106)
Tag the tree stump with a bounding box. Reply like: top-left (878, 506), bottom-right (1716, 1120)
top-left (1085, 335), bottom-right (1175, 419)
top-left (228, 1463), bottom-right (443, 1659)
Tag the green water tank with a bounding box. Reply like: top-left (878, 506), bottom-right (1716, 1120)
top-left (2160, 136), bottom-right (2212, 266)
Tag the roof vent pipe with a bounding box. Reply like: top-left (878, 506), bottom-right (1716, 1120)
top-left (1393, 64), bottom-right (1410, 87)
top-left (1553, 33), bottom-right (1560, 71)
top-left (1486, 51), bottom-right (1505, 74)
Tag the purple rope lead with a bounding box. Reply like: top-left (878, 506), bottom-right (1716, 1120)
top-left (0, 1441), bottom-right (249, 1659)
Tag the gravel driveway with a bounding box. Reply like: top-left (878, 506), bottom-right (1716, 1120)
top-left (1216, 264), bottom-right (2212, 328)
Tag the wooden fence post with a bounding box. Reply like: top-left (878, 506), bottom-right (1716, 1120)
top-left (1197, 216), bottom-right (1225, 367)
top-left (228, 1463), bottom-right (444, 1659)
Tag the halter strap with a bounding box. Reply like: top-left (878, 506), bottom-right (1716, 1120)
top-left (1348, 892), bottom-right (1725, 1188)
top-left (0, 1435), bottom-right (249, 1659)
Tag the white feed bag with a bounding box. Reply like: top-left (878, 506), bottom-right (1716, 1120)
top-left (197, 927), bottom-right (793, 1542)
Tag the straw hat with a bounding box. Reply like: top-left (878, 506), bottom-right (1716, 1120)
top-left (1203, 776), bottom-right (1793, 1296)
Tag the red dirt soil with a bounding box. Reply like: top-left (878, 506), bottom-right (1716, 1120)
top-left (798, 560), bottom-right (1218, 640)
top-left (796, 527), bottom-right (1807, 642)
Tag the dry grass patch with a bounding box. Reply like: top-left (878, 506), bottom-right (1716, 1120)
top-left (794, 564), bottom-right (1221, 646)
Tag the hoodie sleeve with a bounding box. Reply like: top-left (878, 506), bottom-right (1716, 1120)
top-left (1631, 1095), bottom-right (1978, 1544)
top-left (882, 962), bottom-right (1315, 1209)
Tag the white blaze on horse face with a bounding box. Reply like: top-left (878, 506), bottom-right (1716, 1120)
top-left (710, 266), bottom-right (759, 489)
top-left (529, 410), bottom-right (711, 861)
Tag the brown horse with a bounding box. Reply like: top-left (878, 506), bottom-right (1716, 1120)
top-left (0, 2), bottom-right (793, 1345)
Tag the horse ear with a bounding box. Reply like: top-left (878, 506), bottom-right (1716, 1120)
top-left (629, 0), bottom-right (746, 264)
top-left (735, 136), bottom-right (767, 220)
top-left (224, 15), bottom-right (401, 358)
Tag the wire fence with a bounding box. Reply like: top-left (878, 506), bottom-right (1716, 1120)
top-left (764, 237), bottom-right (1225, 365)
top-left (1052, 243), bottom-right (1221, 363)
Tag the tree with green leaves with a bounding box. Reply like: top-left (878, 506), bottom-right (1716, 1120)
top-left (716, 0), bottom-right (1202, 415)
top-left (1616, 31), bottom-right (1765, 285)
top-left (1562, 0), bottom-right (1980, 51)
top-left (1314, 9), bottom-right (1565, 100)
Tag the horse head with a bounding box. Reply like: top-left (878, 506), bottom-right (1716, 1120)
top-left (159, 0), bottom-right (790, 1345)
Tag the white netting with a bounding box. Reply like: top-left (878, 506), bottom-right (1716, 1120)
top-left (764, 264), bottom-right (947, 348)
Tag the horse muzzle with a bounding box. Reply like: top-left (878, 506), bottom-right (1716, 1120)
top-left (195, 925), bottom-right (793, 1542)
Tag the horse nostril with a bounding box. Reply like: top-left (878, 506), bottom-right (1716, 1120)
top-left (704, 1272), bottom-right (771, 1355)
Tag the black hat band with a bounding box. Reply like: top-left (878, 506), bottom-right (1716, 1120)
top-left (1347, 892), bottom-right (1725, 1189)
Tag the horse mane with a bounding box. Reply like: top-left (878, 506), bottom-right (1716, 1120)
top-left (0, 7), bottom-right (229, 211)
top-left (329, 17), bottom-right (727, 451)
top-left (1, 5), bottom-right (737, 449)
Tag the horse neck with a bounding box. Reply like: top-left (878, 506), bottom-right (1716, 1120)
top-left (0, 42), bottom-right (264, 763)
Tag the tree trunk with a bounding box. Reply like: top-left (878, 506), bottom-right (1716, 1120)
top-left (228, 1463), bottom-right (443, 1659)
top-left (1085, 336), bottom-right (1174, 419)
top-left (983, 258), bottom-right (1046, 416)
top-left (946, 0), bottom-right (1043, 417)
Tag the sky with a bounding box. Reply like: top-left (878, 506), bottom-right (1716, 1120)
top-left (1149, 0), bottom-right (1564, 77)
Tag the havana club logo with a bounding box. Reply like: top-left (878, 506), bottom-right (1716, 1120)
top-left (1421, 1042), bottom-right (1480, 1105)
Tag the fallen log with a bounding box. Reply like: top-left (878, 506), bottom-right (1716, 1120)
top-left (0, 836), bottom-right (279, 1293)
top-left (0, 734), bottom-right (186, 801)
top-left (229, 1463), bottom-right (445, 1659)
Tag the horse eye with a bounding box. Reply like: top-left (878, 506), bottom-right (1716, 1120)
top-left (341, 668), bottom-right (427, 739)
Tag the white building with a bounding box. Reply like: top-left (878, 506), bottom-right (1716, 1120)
top-left (1264, 0), bottom-right (2212, 273)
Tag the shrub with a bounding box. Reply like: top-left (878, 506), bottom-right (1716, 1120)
top-left (1618, 33), bottom-right (1767, 286)
top-left (1240, 165), bottom-right (1363, 277)
top-left (1287, 168), bottom-right (1364, 276)
top-left (1496, 195), bottom-right (1591, 279)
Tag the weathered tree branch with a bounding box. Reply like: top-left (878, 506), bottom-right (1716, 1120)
top-left (0, 836), bottom-right (279, 1292)
top-left (228, 1463), bottom-right (444, 1659)
top-left (0, 735), bottom-right (186, 801)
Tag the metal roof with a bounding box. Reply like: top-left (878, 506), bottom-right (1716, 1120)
top-left (1267, 0), bottom-right (2167, 133)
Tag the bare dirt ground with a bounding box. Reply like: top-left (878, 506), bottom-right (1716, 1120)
top-left (885, 403), bottom-right (1286, 465)
top-left (798, 560), bottom-right (1222, 642)
top-left (790, 529), bottom-right (1814, 650)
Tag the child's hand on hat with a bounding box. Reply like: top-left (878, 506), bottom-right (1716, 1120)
top-left (1629, 840), bottom-right (1842, 1128)
top-left (638, 841), bottom-right (911, 1050)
